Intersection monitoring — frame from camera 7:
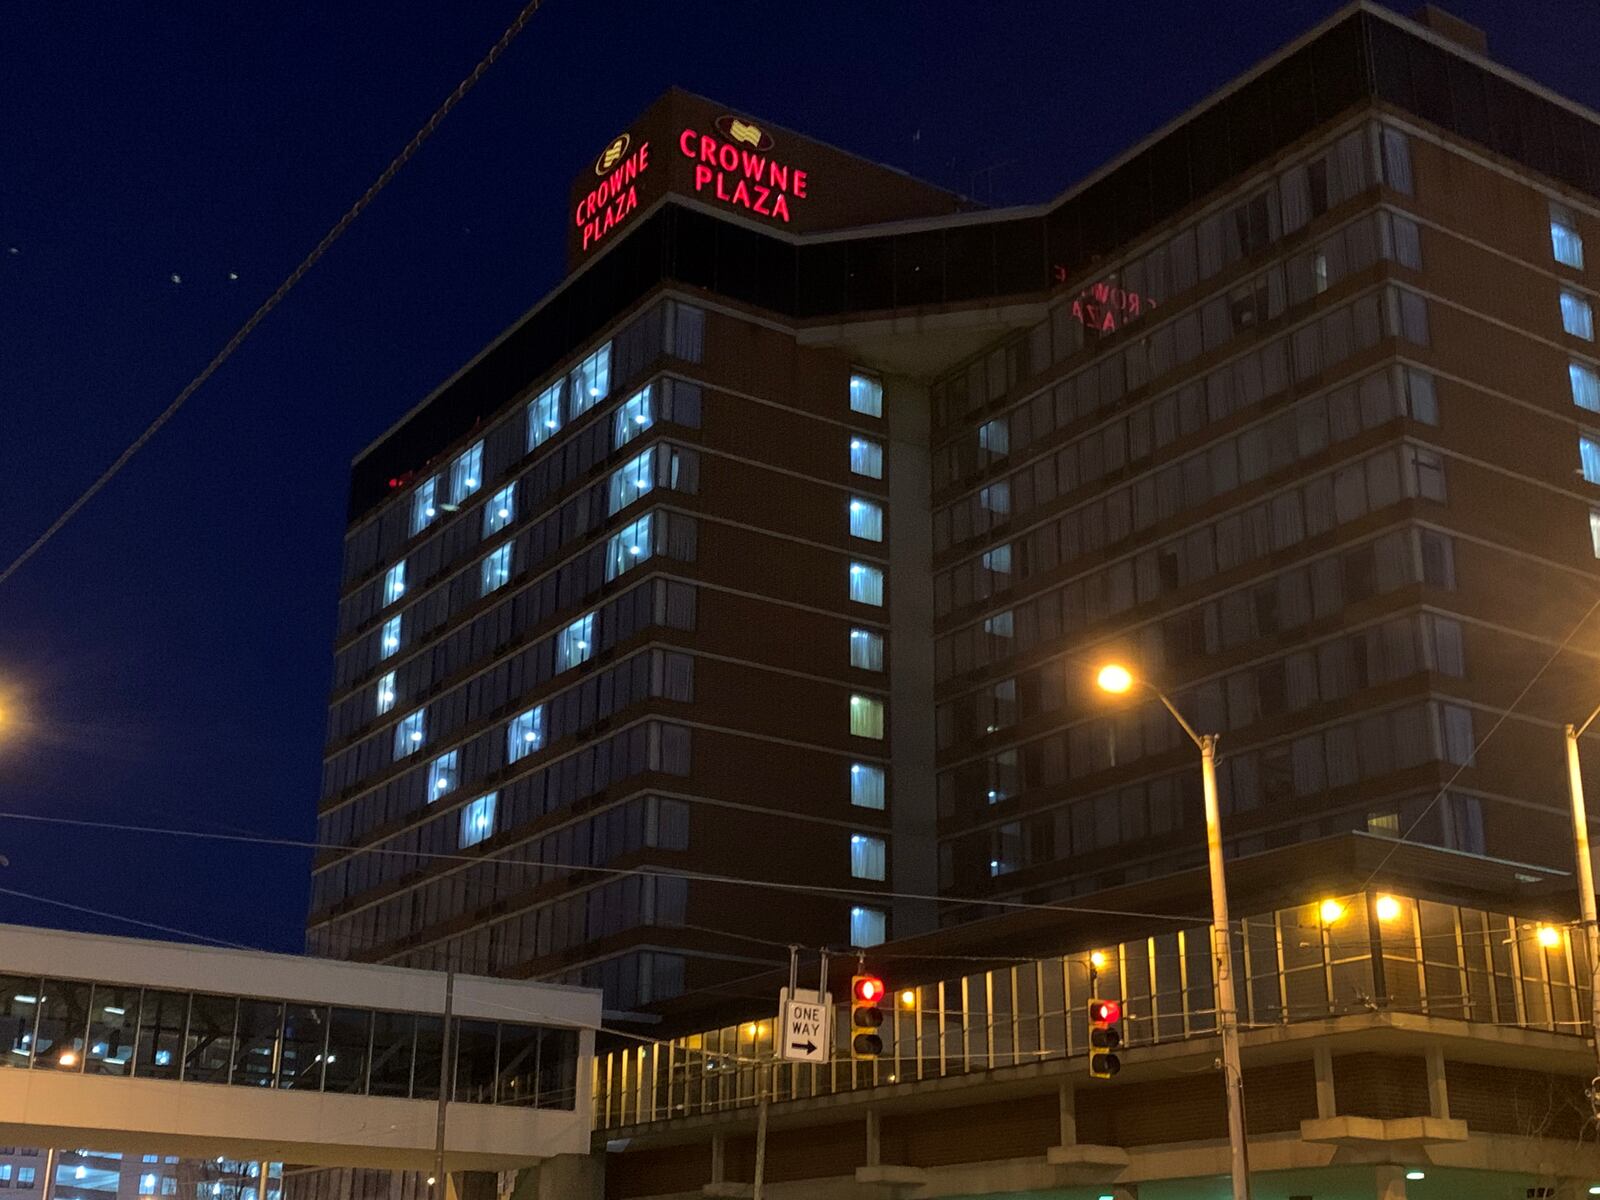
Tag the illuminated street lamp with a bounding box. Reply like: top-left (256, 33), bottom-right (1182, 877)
top-left (1096, 664), bottom-right (1251, 1200)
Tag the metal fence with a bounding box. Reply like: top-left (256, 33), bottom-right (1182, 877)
top-left (593, 891), bottom-right (1591, 1129)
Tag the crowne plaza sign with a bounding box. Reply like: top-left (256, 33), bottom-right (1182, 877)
top-left (678, 118), bottom-right (809, 223)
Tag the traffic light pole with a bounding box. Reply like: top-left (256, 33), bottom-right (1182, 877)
top-left (1200, 733), bottom-right (1252, 1200)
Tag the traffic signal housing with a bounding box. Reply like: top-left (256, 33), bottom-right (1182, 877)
top-left (851, 975), bottom-right (885, 1059)
top-left (1087, 998), bottom-right (1122, 1079)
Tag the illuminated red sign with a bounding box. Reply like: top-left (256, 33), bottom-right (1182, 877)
top-left (1054, 271), bottom-right (1158, 334)
top-left (678, 120), bottom-right (807, 224)
top-left (574, 135), bottom-right (652, 251)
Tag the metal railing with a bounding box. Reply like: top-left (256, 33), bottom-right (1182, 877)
top-left (593, 891), bottom-right (1591, 1129)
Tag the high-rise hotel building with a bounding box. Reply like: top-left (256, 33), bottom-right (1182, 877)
top-left (309, 3), bottom-right (1600, 1016)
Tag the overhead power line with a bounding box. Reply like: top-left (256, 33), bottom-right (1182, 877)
top-left (0, 0), bottom-right (548, 590)
top-left (0, 807), bottom-right (1205, 926)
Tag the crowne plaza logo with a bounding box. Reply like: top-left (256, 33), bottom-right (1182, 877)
top-left (715, 115), bottom-right (774, 152)
top-left (595, 133), bottom-right (631, 175)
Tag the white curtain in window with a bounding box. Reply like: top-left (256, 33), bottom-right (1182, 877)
top-left (849, 834), bottom-right (886, 881)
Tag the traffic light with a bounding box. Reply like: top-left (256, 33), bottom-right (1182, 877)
top-left (851, 975), bottom-right (885, 1059)
top-left (1087, 998), bottom-right (1122, 1079)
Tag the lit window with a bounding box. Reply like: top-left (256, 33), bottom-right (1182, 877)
top-left (980, 481), bottom-right (1011, 516)
top-left (849, 437), bottom-right (884, 479)
top-left (614, 388), bottom-right (653, 447)
top-left (480, 544), bottom-right (512, 595)
top-left (986, 749), bottom-right (1020, 804)
top-left (849, 562), bottom-right (884, 606)
top-left (379, 615), bottom-right (402, 660)
top-left (850, 694), bottom-right (885, 739)
top-left (850, 763), bottom-right (885, 809)
top-left (427, 750), bottom-right (458, 801)
top-left (527, 380), bottom-right (563, 450)
top-left (1552, 202), bottom-right (1584, 269)
top-left (849, 906), bottom-right (887, 948)
top-left (1, 1168), bottom-right (14, 1184)
top-left (449, 442), bottom-right (483, 504)
top-left (1367, 811), bottom-right (1400, 837)
top-left (460, 793), bottom-right (498, 847)
top-left (161, 1181), bottom-right (176, 1196)
top-left (1591, 509), bottom-right (1600, 558)
top-left (609, 449), bottom-right (656, 514)
top-left (1562, 289), bottom-right (1595, 340)
top-left (139, 1176), bottom-right (156, 1197)
top-left (394, 709), bottom-right (426, 758)
top-left (979, 419), bottom-right (1009, 457)
top-left (569, 344), bottom-right (612, 417)
top-left (849, 498), bottom-right (884, 541)
top-left (484, 483), bottom-right (515, 536)
top-left (850, 628), bottom-right (885, 671)
top-left (16, 1171), bottom-right (32, 1189)
top-left (850, 372), bottom-right (883, 417)
top-left (850, 834), bottom-right (886, 880)
top-left (410, 477), bottom-right (439, 535)
top-left (982, 544), bottom-right (1012, 577)
top-left (984, 611), bottom-right (1014, 640)
top-left (383, 562), bottom-right (406, 606)
top-left (558, 613), bottom-right (595, 672)
top-left (605, 513), bottom-right (654, 581)
top-left (1573, 363), bottom-right (1600, 413)
top-left (508, 706), bottom-right (545, 762)
top-left (1584, 437), bottom-right (1600, 486)
top-left (375, 671), bottom-right (397, 716)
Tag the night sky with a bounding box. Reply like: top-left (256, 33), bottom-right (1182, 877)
top-left (3, 1), bottom-right (1598, 955)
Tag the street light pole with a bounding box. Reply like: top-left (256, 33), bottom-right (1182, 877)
top-left (1096, 665), bottom-right (1251, 1200)
top-left (1563, 714), bottom-right (1600, 1085)
top-left (1199, 732), bottom-right (1252, 1200)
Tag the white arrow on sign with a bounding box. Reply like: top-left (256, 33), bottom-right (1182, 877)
top-left (779, 991), bottom-right (831, 1063)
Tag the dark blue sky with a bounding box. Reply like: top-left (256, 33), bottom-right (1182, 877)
top-left (2, 1), bottom-right (1597, 954)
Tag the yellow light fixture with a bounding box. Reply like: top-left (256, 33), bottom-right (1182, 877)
top-left (899, 989), bottom-right (916, 1008)
top-left (1375, 895), bottom-right (1401, 922)
top-left (1537, 924), bottom-right (1561, 949)
top-left (57, 1050), bottom-right (78, 1068)
top-left (1096, 664), bottom-right (1134, 695)
top-left (1089, 950), bottom-right (1108, 970)
top-left (1319, 899), bottom-right (1345, 924)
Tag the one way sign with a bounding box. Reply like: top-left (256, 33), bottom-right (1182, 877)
top-left (779, 989), bottom-right (831, 1063)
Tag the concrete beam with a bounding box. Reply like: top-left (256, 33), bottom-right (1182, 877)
top-left (1300, 1115), bottom-right (1469, 1147)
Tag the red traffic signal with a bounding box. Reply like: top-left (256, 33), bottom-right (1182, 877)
top-left (1087, 998), bottom-right (1123, 1080)
top-left (851, 974), bottom-right (885, 1060)
top-left (1087, 999), bottom-right (1121, 1024)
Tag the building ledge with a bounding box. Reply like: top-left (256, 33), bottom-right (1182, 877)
top-left (1300, 1115), bottom-right (1470, 1146)
top-left (1046, 1144), bottom-right (1132, 1169)
top-left (700, 1185), bottom-right (752, 1199)
top-left (854, 1165), bottom-right (929, 1186)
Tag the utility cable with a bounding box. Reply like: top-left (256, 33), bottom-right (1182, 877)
top-left (0, 0), bottom-right (548, 590)
top-left (1357, 588), bottom-right (1600, 893)
top-left (0, 808), bottom-right (1210, 925)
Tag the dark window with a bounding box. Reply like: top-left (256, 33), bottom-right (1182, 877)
top-left (135, 990), bottom-right (188, 1080)
top-left (323, 1008), bottom-right (372, 1094)
top-left (183, 994), bottom-right (238, 1084)
top-left (536, 1028), bottom-right (580, 1111)
top-left (279, 1005), bottom-right (328, 1091)
top-left (411, 1015), bottom-right (445, 1102)
top-left (368, 1012), bottom-right (416, 1099)
top-left (86, 985), bottom-right (138, 1077)
top-left (0, 979), bottom-right (40, 1068)
top-left (232, 1000), bottom-right (283, 1088)
top-left (452, 1019), bottom-right (499, 1105)
top-left (34, 981), bottom-right (91, 1072)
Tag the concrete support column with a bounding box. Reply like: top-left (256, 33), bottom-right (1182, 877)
top-left (882, 374), bottom-right (937, 940)
top-left (1314, 1045), bottom-right (1337, 1119)
top-left (710, 1134), bottom-right (726, 1184)
top-left (1424, 1044), bottom-right (1450, 1119)
top-left (865, 1108), bottom-right (881, 1167)
top-left (1059, 1082), bottom-right (1078, 1146)
top-left (1374, 1165), bottom-right (1409, 1200)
